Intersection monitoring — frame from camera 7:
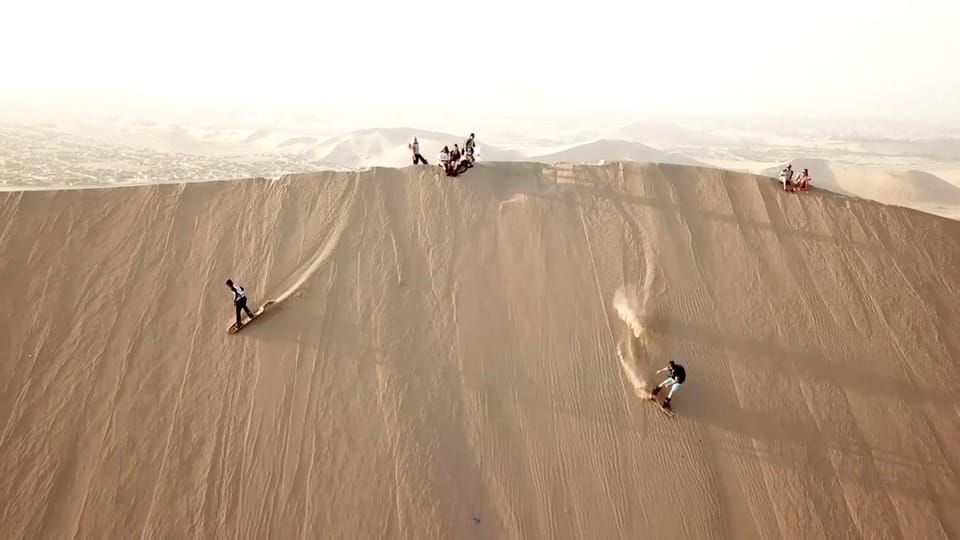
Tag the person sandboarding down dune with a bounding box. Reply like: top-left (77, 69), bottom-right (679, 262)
top-left (650, 360), bottom-right (686, 411)
top-left (226, 279), bottom-right (255, 329)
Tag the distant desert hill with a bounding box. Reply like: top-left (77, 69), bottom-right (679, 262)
top-left (616, 119), bottom-right (730, 146)
top-left (530, 139), bottom-right (704, 166)
top-left (301, 128), bottom-right (523, 167)
top-left (240, 127), bottom-right (272, 144)
top-left (2, 162), bottom-right (959, 538)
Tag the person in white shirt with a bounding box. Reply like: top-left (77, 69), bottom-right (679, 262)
top-left (410, 137), bottom-right (428, 165)
top-left (226, 279), bottom-right (255, 328)
top-left (779, 164), bottom-right (795, 192)
top-left (438, 146), bottom-right (451, 174)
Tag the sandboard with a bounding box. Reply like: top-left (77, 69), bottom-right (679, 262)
top-left (648, 395), bottom-right (675, 417)
top-left (227, 300), bottom-right (276, 334)
top-left (656, 403), bottom-right (675, 417)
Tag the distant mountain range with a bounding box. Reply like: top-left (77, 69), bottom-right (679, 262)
top-left (529, 139), bottom-right (705, 167)
top-left (276, 128), bottom-right (705, 169)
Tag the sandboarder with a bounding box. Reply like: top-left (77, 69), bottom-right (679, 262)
top-left (226, 279), bottom-right (255, 328)
top-left (650, 360), bottom-right (686, 410)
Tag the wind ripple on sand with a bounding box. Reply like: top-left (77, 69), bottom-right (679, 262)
top-left (2, 162), bottom-right (960, 539)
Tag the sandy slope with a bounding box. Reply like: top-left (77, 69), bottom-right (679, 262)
top-left (1, 163), bottom-right (959, 539)
top-left (764, 159), bottom-right (960, 220)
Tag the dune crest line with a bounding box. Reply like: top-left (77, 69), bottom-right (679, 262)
top-left (2, 162), bottom-right (959, 538)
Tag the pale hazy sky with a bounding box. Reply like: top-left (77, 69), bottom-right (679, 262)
top-left (3, 0), bottom-right (959, 122)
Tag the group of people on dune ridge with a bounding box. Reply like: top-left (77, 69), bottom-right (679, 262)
top-left (778, 164), bottom-right (812, 192)
top-left (409, 133), bottom-right (478, 177)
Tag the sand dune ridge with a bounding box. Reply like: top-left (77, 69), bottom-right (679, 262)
top-left (1, 162), bottom-right (959, 538)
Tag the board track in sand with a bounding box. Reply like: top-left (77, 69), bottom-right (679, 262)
top-left (1, 162), bottom-right (959, 538)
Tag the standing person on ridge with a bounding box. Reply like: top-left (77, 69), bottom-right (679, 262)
top-left (226, 279), bottom-right (255, 328)
top-left (410, 137), bottom-right (428, 165)
top-left (650, 360), bottom-right (686, 410)
top-left (464, 133), bottom-right (476, 156)
top-left (464, 133), bottom-right (477, 165)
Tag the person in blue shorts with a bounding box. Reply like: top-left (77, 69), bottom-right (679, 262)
top-left (651, 360), bottom-right (686, 410)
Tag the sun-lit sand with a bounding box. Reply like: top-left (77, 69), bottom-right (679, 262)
top-left (2, 162), bottom-right (959, 538)
top-left (763, 159), bottom-right (960, 219)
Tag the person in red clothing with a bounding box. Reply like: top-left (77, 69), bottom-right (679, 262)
top-left (795, 168), bottom-right (812, 191)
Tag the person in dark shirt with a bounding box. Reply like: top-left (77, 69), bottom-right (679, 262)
top-left (226, 279), bottom-right (255, 328)
top-left (410, 137), bottom-right (429, 165)
top-left (650, 360), bottom-right (686, 410)
top-left (464, 133), bottom-right (476, 158)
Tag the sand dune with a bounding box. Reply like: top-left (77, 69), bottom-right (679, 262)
top-left (616, 120), bottom-right (731, 147)
top-left (765, 159), bottom-right (960, 218)
top-left (927, 166), bottom-right (960, 188)
top-left (2, 162), bottom-right (960, 538)
top-left (531, 139), bottom-right (704, 167)
top-left (240, 128), bottom-right (272, 144)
